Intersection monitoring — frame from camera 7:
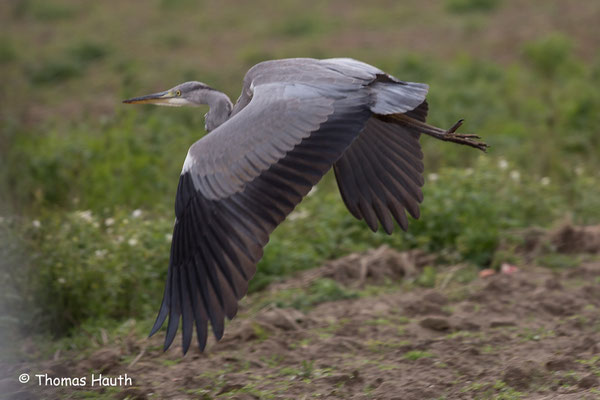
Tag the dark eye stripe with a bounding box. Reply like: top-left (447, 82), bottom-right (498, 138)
top-left (194, 83), bottom-right (215, 91)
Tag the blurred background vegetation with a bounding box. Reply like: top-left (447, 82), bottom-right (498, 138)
top-left (1, 0), bottom-right (599, 351)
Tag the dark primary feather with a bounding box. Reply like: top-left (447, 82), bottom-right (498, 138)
top-left (150, 58), bottom-right (430, 353)
top-left (333, 106), bottom-right (427, 234)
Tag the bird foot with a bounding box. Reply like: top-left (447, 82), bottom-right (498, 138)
top-left (386, 113), bottom-right (489, 152)
top-left (447, 119), bottom-right (464, 133)
top-left (441, 120), bottom-right (489, 152)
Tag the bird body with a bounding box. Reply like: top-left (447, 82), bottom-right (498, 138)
top-left (123, 57), bottom-right (487, 354)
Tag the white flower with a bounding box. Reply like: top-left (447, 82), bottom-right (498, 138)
top-left (32, 220), bottom-right (41, 228)
top-left (115, 235), bottom-right (124, 244)
top-left (288, 209), bottom-right (309, 221)
top-left (165, 233), bottom-right (173, 242)
top-left (75, 210), bottom-right (93, 223)
top-left (307, 187), bottom-right (318, 197)
top-left (540, 177), bottom-right (551, 186)
top-left (128, 238), bottom-right (138, 246)
top-left (132, 209), bottom-right (143, 218)
top-left (57, 277), bottom-right (66, 284)
top-left (465, 168), bottom-right (474, 176)
top-left (95, 249), bottom-right (108, 258)
top-left (428, 173), bottom-right (439, 182)
top-left (105, 218), bottom-right (115, 227)
top-left (510, 171), bottom-right (520, 181)
top-left (498, 159), bottom-right (508, 170)
top-left (575, 167), bottom-right (584, 176)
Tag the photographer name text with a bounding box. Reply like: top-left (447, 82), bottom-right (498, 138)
top-left (35, 373), bottom-right (132, 387)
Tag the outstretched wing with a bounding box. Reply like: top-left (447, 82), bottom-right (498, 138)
top-left (151, 81), bottom-right (372, 353)
top-left (333, 101), bottom-right (428, 233)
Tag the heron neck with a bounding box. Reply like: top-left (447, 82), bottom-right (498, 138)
top-left (205, 90), bottom-right (232, 132)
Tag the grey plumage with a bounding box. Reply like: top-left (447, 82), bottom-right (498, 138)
top-left (123, 57), bottom-right (487, 354)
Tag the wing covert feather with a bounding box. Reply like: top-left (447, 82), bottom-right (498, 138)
top-left (183, 83), bottom-right (335, 201)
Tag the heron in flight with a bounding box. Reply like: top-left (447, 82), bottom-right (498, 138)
top-left (123, 57), bottom-right (487, 354)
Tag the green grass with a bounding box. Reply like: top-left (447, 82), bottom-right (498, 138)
top-left (523, 34), bottom-right (575, 78)
top-left (460, 380), bottom-right (524, 399)
top-left (537, 253), bottom-right (583, 270)
top-left (416, 266), bottom-right (438, 288)
top-left (403, 350), bottom-right (434, 361)
top-left (445, 0), bottom-right (502, 13)
top-left (271, 278), bottom-right (359, 311)
top-left (13, 0), bottom-right (78, 21)
top-left (27, 59), bottom-right (84, 85)
top-left (69, 41), bottom-right (109, 64)
top-left (367, 339), bottom-right (412, 353)
top-left (0, 37), bottom-right (17, 63)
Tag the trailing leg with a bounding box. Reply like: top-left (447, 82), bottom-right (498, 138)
top-left (380, 113), bottom-right (489, 152)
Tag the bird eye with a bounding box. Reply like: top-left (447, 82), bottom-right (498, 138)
top-left (176, 90), bottom-right (181, 96)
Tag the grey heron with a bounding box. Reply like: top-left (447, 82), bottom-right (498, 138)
top-left (123, 57), bottom-right (488, 354)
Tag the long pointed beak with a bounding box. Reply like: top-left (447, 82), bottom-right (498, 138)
top-left (123, 90), bottom-right (173, 105)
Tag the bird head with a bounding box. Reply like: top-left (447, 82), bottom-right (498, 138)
top-left (123, 81), bottom-right (215, 107)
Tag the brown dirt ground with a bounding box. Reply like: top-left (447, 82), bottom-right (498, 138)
top-left (2, 228), bottom-right (600, 399)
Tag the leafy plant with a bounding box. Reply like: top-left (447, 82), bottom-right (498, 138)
top-left (69, 41), bottom-right (109, 64)
top-left (3, 209), bottom-right (171, 335)
top-left (445, 0), bottom-right (502, 13)
top-left (523, 34), bottom-right (573, 78)
top-left (27, 60), bottom-right (83, 85)
top-left (0, 37), bottom-right (17, 64)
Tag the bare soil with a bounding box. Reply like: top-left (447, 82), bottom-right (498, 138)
top-left (3, 231), bottom-right (600, 399)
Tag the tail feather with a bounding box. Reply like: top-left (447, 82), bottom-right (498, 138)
top-left (369, 81), bottom-right (429, 115)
